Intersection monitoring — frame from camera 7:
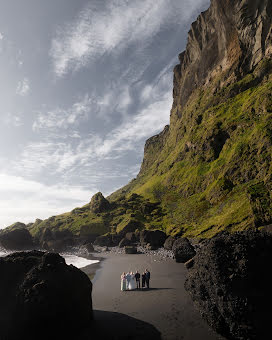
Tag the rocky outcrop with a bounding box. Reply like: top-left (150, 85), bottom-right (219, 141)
top-left (89, 192), bottom-right (110, 213)
top-left (125, 246), bottom-right (137, 254)
top-left (140, 230), bottom-right (167, 248)
top-left (164, 236), bottom-right (176, 250)
top-left (172, 238), bottom-right (196, 263)
top-left (0, 251), bottom-right (93, 339)
top-left (172, 0), bottom-right (272, 121)
top-left (184, 230), bottom-right (272, 340)
top-left (0, 228), bottom-right (34, 250)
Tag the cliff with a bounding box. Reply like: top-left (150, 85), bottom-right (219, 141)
top-left (110, 0), bottom-right (272, 237)
top-left (2, 0), bottom-right (272, 244)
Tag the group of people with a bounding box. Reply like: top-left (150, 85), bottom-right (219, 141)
top-left (121, 269), bottom-right (151, 291)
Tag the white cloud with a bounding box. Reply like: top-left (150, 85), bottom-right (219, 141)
top-left (0, 32), bottom-right (4, 40)
top-left (16, 78), bottom-right (30, 96)
top-left (50, 0), bottom-right (209, 77)
top-left (1, 113), bottom-right (22, 127)
top-left (0, 173), bottom-right (95, 228)
top-left (17, 71), bottom-right (171, 176)
top-left (32, 95), bottom-right (92, 131)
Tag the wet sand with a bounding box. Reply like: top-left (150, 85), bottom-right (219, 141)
top-left (81, 252), bottom-right (225, 340)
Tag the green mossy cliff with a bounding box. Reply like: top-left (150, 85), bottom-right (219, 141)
top-left (2, 0), bottom-right (272, 242)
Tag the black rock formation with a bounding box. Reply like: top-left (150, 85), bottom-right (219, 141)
top-left (184, 230), bottom-right (272, 340)
top-left (0, 228), bottom-right (34, 250)
top-left (172, 238), bottom-right (196, 263)
top-left (0, 251), bottom-right (93, 339)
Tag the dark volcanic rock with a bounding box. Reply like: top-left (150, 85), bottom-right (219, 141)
top-left (0, 251), bottom-right (93, 339)
top-left (184, 230), bottom-right (272, 340)
top-left (0, 228), bottom-right (34, 250)
top-left (140, 230), bottom-right (167, 248)
top-left (125, 232), bottom-right (137, 243)
top-left (172, 238), bottom-right (196, 263)
top-left (125, 246), bottom-right (137, 254)
top-left (119, 238), bottom-right (133, 248)
top-left (164, 236), bottom-right (176, 250)
top-left (89, 192), bottom-right (110, 213)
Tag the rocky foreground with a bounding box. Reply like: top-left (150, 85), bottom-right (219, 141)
top-left (0, 251), bottom-right (93, 339)
top-left (185, 229), bottom-right (272, 340)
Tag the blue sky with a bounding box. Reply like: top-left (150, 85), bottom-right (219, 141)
top-left (0, 0), bottom-right (210, 227)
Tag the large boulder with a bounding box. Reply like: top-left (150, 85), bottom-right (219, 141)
top-left (125, 246), bottom-right (137, 254)
top-left (0, 228), bottom-right (34, 250)
top-left (0, 251), bottom-right (93, 339)
top-left (184, 230), bottom-right (272, 340)
top-left (119, 238), bottom-right (133, 248)
top-left (164, 236), bottom-right (176, 250)
top-left (140, 230), bottom-right (167, 248)
top-left (89, 192), bottom-right (110, 213)
top-left (172, 237), bottom-right (196, 263)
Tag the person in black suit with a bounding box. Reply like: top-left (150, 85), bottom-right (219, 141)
top-left (141, 272), bottom-right (146, 289)
top-left (135, 271), bottom-right (140, 289)
top-left (145, 269), bottom-right (151, 289)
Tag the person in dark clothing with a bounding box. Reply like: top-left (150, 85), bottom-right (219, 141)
top-left (135, 271), bottom-right (140, 289)
top-left (142, 272), bottom-right (146, 289)
top-left (145, 269), bottom-right (151, 289)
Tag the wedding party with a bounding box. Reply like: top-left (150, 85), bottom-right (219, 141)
top-left (121, 269), bottom-right (151, 291)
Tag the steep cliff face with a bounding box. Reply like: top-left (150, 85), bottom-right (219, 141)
top-left (172, 0), bottom-right (272, 123)
top-left (4, 0), bottom-right (272, 241)
top-left (111, 0), bottom-right (272, 238)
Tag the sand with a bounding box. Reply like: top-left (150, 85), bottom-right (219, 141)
top-left (81, 252), bottom-right (226, 340)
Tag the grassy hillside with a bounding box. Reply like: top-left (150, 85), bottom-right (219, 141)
top-left (109, 59), bottom-right (272, 238)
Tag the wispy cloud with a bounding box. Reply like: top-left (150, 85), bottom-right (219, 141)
top-left (16, 77), bottom-right (30, 96)
top-left (1, 113), bottom-right (23, 127)
top-left (50, 0), bottom-right (209, 77)
top-left (32, 95), bottom-right (92, 132)
top-left (16, 70), bottom-right (171, 178)
top-left (0, 173), bottom-right (94, 228)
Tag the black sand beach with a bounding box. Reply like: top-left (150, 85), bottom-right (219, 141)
top-left (82, 252), bottom-right (225, 340)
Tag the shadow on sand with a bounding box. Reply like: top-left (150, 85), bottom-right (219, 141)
top-left (80, 310), bottom-right (161, 339)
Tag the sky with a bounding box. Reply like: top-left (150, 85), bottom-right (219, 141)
top-left (0, 0), bottom-right (210, 227)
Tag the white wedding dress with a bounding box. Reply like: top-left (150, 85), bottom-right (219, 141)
top-left (128, 274), bottom-right (136, 290)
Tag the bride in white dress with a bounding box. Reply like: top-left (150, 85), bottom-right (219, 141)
top-left (128, 271), bottom-right (136, 290)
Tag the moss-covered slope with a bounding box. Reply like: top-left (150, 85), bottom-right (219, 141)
top-left (3, 0), bottom-right (272, 241)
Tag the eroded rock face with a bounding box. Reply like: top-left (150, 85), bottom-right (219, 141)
top-left (89, 192), bottom-right (110, 213)
top-left (0, 251), bottom-right (93, 339)
top-left (172, 0), bottom-right (272, 121)
top-left (164, 236), bottom-right (176, 250)
top-left (0, 228), bottom-right (34, 250)
top-left (184, 230), bottom-right (272, 340)
top-left (172, 238), bottom-right (196, 263)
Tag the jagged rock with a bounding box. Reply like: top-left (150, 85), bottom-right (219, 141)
top-left (85, 243), bottom-right (94, 253)
top-left (140, 230), bottom-right (167, 248)
top-left (125, 232), bottom-right (137, 242)
top-left (145, 243), bottom-right (157, 251)
top-left (0, 228), bottom-right (34, 251)
top-left (172, 238), bottom-right (196, 263)
top-left (118, 238), bottom-right (133, 248)
top-left (164, 236), bottom-right (176, 250)
top-left (184, 230), bottom-right (272, 340)
top-left (89, 192), bottom-right (110, 213)
top-left (0, 251), bottom-right (93, 339)
top-left (125, 246), bottom-right (137, 254)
